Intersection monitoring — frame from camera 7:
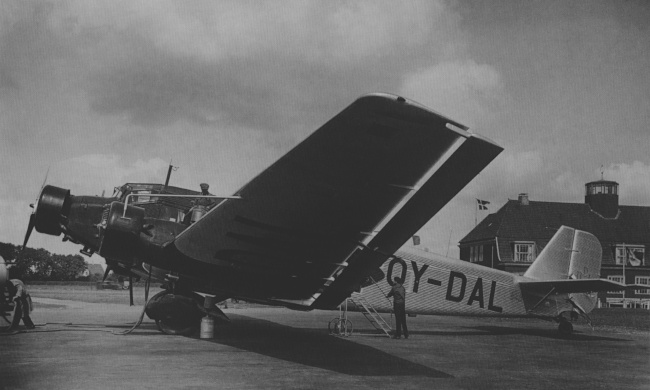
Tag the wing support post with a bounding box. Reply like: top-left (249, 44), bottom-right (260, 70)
top-left (525, 286), bottom-right (557, 314)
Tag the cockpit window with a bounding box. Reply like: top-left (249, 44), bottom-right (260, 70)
top-left (132, 190), bottom-right (159, 204)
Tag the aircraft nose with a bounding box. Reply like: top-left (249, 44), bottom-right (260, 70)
top-left (33, 185), bottom-right (72, 236)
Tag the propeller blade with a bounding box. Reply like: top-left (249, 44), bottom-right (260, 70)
top-left (40, 167), bottom-right (50, 193)
top-left (32, 167), bottom-right (50, 214)
top-left (24, 167), bottom-right (51, 253)
top-left (129, 276), bottom-right (134, 306)
top-left (102, 266), bottom-right (112, 282)
top-left (22, 214), bottom-right (36, 252)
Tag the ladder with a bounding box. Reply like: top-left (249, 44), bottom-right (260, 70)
top-left (348, 294), bottom-right (392, 337)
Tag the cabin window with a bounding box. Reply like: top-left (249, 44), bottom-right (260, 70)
top-left (615, 246), bottom-right (645, 266)
top-left (607, 275), bottom-right (624, 296)
top-left (635, 276), bottom-right (649, 295)
top-left (513, 242), bottom-right (535, 262)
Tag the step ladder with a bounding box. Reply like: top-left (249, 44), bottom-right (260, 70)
top-left (348, 294), bottom-right (392, 337)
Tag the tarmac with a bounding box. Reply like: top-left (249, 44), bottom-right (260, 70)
top-left (1, 298), bottom-right (649, 390)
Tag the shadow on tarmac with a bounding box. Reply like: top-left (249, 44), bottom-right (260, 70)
top-left (375, 325), bottom-right (630, 342)
top-left (199, 314), bottom-right (453, 378)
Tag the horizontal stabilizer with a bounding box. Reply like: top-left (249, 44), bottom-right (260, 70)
top-left (520, 279), bottom-right (649, 294)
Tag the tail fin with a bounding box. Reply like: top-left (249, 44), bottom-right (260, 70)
top-left (522, 226), bottom-right (602, 315)
top-left (524, 226), bottom-right (602, 281)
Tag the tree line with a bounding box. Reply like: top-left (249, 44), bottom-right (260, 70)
top-left (0, 242), bottom-right (95, 281)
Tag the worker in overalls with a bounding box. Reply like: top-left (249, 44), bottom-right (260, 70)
top-left (7, 278), bottom-right (35, 329)
top-left (188, 183), bottom-right (213, 224)
top-left (387, 277), bottom-right (408, 339)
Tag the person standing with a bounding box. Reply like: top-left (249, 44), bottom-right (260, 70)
top-left (7, 279), bottom-right (35, 329)
top-left (387, 276), bottom-right (408, 339)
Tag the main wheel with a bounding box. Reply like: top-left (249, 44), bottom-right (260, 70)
top-left (155, 319), bottom-right (198, 336)
top-left (558, 320), bottom-right (573, 335)
top-left (328, 317), bottom-right (353, 336)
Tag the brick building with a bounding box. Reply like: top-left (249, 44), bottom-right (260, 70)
top-left (458, 180), bottom-right (650, 308)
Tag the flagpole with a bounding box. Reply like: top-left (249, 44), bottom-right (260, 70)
top-left (475, 200), bottom-right (478, 227)
top-left (623, 243), bottom-right (626, 305)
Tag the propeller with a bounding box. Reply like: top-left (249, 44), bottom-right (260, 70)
top-left (102, 265), bottom-right (112, 282)
top-left (22, 169), bottom-right (49, 252)
top-left (129, 276), bottom-right (134, 306)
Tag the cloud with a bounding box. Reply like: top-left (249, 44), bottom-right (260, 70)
top-left (399, 60), bottom-right (504, 127)
top-left (602, 161), bottom-right (650, 206)
top-left (51, 154), bottom-right (169, 195)
top-left (0, 0), bottom-right (467, 131)
top-left (461, 150), bottom-right (543, 199)
top-left (79, 0), bottom-right (461, 130)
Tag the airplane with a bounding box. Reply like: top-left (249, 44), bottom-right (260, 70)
top-left (351, 225), bottom-right (649, 335)
top-left (18, 93), bottom-right (643, 336)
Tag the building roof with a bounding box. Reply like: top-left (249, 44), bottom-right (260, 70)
top-left (460, 199), bottom-right (650, 246)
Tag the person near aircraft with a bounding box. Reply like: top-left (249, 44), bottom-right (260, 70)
top-left (7, 278), bottom-right (35, 329)
top-left (387, 277), bottom-right (408, 339)
top-left (196, 183), bottom-right (212, 207)
top-left (184, 183), bottom-right (214, 225)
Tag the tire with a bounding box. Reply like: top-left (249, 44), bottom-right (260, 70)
top-left (155, 319), bottom-right (198, 336)
top-left (328, 317), bottom-right (353, 336)
top-left (558, 320), bottom-right (573, 335)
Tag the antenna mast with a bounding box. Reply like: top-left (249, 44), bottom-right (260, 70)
top-left (164, 160), bottom-right (178, 188)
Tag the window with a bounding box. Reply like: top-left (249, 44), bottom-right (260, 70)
top-left (607, 275), bottom-right (624, 296)
top-left (635, 276), bottom-right (650, 295)
top-left (615, 246), bottom-right (645, 266)
top-left (514, 242), bottom-right (535, 262)
top-left (133, 190), bottom-right (152, 203)
top-left (470, 245), bottom-right (484, 263)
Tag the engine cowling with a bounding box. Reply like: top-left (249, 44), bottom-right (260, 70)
top-left (34, 185), bottom-right (71, 236)
top-left (98, 201), bottom-right (145, 262)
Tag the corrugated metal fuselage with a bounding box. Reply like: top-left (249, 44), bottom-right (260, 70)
top-left (354, 247), bottom-right (574, 319)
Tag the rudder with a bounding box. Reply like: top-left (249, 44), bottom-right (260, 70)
top-left (523, 226), bottom-right (602, 314)
top-left (523, 226), bottom-right (574, 281)
top-left (523, 226), bottom-right (602, 281)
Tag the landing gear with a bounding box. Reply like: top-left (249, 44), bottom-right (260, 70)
top-left (558, 319), bottom-right (573, 335)
top-left (328, 317), bottom-right (353, 336)
top-left (145, 290), bottom-right (203, 336)
top-left (145, 289), bottom-right (230, 336)
top-left (155, 319), bottom-right (197, 336)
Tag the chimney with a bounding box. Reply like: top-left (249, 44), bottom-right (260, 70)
top-left (518, 193), bottom-right (529, 206)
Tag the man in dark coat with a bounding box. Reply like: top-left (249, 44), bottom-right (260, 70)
top-left (387, 277), bottom-right (408, 339)
top-left (7, 279), bottom-right (35, 329)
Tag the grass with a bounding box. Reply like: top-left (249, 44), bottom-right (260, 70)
top-left (584, 308), bottom-right (650, 332)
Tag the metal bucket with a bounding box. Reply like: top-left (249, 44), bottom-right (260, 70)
top-left (190, 206), bottom-right (207, 223)
top-left (200, 316), bottom-right (214, 339)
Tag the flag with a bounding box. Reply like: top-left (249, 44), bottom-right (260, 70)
top-left (412, 235), bottom-right (420, 246)
top-left (627, 248), bottom-right (642, 267)
top-left (477, 199), bottom-right (490, 211)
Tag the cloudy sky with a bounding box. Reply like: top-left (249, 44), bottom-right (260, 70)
top-left (1, 0), bottom-right (648, 262)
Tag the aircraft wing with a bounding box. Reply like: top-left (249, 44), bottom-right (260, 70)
top-left (519, 279), bottom-right (650, 294)
top-left (172, 93), bottom-right (502, 306)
